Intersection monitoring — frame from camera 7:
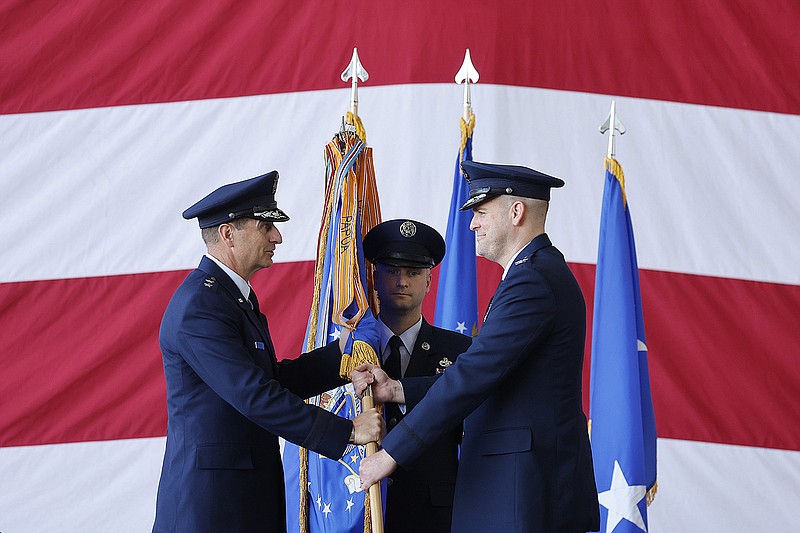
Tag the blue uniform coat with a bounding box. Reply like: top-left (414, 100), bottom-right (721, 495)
top-left (384, 320), bottom-right (471, 533)
top-left (384, 235), bottom-right (600, 533)
top-left (153, 257), bottom-right (352, 533)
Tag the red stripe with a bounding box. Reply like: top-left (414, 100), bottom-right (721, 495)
top-left (2, 261), bottom-right (799, 451)
top-left (573, 264), bottom-right (800, 452)
top-left (0, 272), bottom-right (177, 447)
top-left (2, 0), bottom-right (798, 115)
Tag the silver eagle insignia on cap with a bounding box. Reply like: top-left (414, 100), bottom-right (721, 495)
top-left (254, 209), bottom-right (284, 219)
top-left (399, 221), bottom-right (417, 238)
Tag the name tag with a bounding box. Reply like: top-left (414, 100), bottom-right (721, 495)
top-left (254, 342), bottom-right (265, 350)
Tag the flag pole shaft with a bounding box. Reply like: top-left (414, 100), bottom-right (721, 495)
top-left (361, 387), bottom-right (384, 533)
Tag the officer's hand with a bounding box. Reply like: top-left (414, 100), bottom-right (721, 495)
top-left (353, 364), bottom-right (404, 404)
top-left (352, 408), bottom-right (385, 445)
top-left (360, 449), bottom-right (398, 490)
top-left (350, 364), bottom-right (377, 398)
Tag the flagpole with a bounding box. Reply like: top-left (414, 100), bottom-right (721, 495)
top-left (434, 49), bottom-right (480, 337)
top-left (592, 102), bottom-right (658, 532)
top-left (341, 47), bottom-right (384, 533)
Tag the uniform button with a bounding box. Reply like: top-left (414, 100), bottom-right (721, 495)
top-left (387, 478), bottom-right (393, 486)
top-left (388, 418), bottom-right (398, 427)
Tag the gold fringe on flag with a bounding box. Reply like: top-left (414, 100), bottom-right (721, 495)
top-left (459, 112), bottom-right (475, 157)
top-left (604, 156), bottom-right (626, 206)
top-left (646, 481), bottom-right (658, 506)
top-left (340, 339), bottom-right (381, 379)
top-left (587, 420), bottom-right (657, 507)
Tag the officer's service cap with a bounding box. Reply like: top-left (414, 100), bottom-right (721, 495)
top-left (459, 160), bottom-right (564, 210)
top-left (363, 219), bottom-right (445, 268)
top-left (183, 171), bottom-right (290, 228)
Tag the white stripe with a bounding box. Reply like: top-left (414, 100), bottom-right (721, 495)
top-left (0, 437), bottom-right (165, 533)
top-left (1, 85), bottom-right (798, 284)
top-left (649, 438), bottom-right (800, 532)
top-left (1, 437), bottom-right (797, 532)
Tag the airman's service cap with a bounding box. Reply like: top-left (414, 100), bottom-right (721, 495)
top-left (183, 171), bottom-right (290, 228)
top-left (459, 160), bottom-right (564, 210)
top-left (363, 219), bottom-right (445, 268)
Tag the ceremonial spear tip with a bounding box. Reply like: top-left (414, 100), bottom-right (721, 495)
top-left (455, 49), bottom-right (479, 122)
top-left (455, 48), bottom-right (479, 84)
top-left (341, 47), bottom-right (369, 83)
top-left (341, 47), bottom-right (369, 117)
top-left (599, 100), bottom-right (626, 158)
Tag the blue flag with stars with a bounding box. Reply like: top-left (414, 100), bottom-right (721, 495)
top-left (434, 117), bottom-right (478, 335)
top-left (590, 157), bottom-right (657, 533)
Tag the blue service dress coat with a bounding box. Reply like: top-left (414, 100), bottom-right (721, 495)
top-left (152, 256), bottom-right (352, 533)
top-left (383, 234), bottom-right (600, 533)
top-left (384, 319), bottom-right (471, 533)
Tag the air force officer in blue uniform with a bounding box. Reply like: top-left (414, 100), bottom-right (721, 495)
top-left (358, 162), bottom-right (600, 532)
top-left (363, 220), bottom-right (472, 532)
top-left (152, 172), bottom-right (384, 533)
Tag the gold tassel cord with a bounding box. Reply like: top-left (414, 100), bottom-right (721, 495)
top-left (299, 446), bottom-right (308, 533)
top-left (363, 492), bottom-right (372, 533)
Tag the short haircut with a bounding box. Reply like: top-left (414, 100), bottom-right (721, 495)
top-left (201, 217), bottom-right (252, 245)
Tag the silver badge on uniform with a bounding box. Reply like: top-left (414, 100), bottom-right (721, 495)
top-left (436, 357), bottom-right (453, 374)
top-left (421, 342), bottom-right (430, 351)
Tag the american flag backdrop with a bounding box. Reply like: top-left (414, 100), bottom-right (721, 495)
top-left (1, 1), bottom-right (799, 532)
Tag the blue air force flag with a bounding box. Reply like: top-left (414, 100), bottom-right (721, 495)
top-left (589, 157), bottom-right (657, 533)
top-left (434, 123), bottom-right (478, 335)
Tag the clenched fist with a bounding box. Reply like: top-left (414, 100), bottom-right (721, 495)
top-left (351, 408), bottom-right (385, 445)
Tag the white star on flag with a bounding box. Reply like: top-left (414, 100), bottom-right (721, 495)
top-left (455, 321), bottom-right (467, 334)
top-left (598, 460), bottom-right (647, 533)
top-left (346, 498), bottom-right (355, 512)
top-left (316, 494), bottom-right (322, 509)
top-left (350, 452), bottom-right (359, 464)
top-left (329, 327), bottom-right (341, 341)
top-left (322, 501), bottom-right (332, 517)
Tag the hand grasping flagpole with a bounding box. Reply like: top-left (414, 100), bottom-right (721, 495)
top-left (590, 101), bottom-right (657, 533)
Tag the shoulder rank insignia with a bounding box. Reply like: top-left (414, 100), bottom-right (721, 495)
top-left (436, 357), bottom-right (453, 374)
top-left (203, 277), bottom-right (216, 288)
